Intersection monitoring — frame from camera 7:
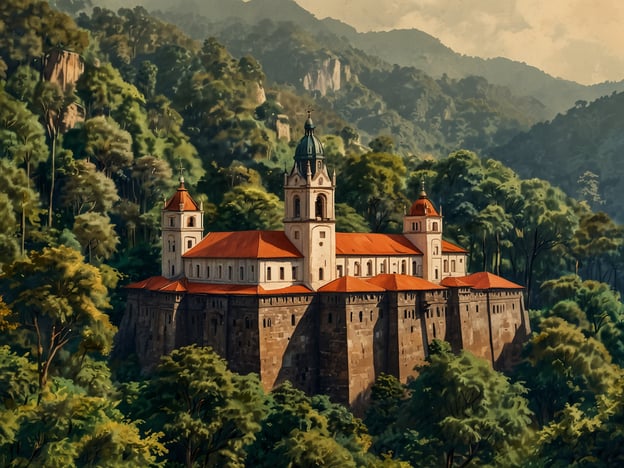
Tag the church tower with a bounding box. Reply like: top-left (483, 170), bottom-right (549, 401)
top-left (284, 113), bottom-right (336, 289)
top-left (161, 176), bottom-right (204, 279)
top-left (403, 180), bottom-right (443, 282)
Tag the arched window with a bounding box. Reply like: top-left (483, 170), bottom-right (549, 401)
top-left (315, 194), bottom-right (326, 219)
top-left (443, 260), bottom-right (448, 272)
top-left (354, 262), bottom-right (361, 276)
top-left (267, 267), bottom-right (272, 281)
top-left (239, 266), bottom-right (244, 281)
top-left (228, 266), bottom-right (232, 280)
top-left (293, 196), bottom-right (301, 218)
top-left (187, 240), bottom-right (193, 249)
top-left (401, 260), bottom-right (406, 274)
top-left (207, 266), bottom-right (211, 278)
top-left (412, 261), bottom-right (417, 276)
top-left (359, 311), bottom-right (363, 322)
top-left (380, 261), bottom-right (386, 274)
top-left (451, 260), bottom-right (456, 272)
top-left (188, 217), bottom-right (195, 227)
top-left (196, 265), bottom-right (200, 277)
top-left (366, 261), bottom-right (373, 276)
top-left (432, 221), bottom-right (438, 231)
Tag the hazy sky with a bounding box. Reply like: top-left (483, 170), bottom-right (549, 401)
top-left (295, 0), bottom-right (624, 85)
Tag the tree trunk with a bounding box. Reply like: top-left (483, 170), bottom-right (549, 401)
top-left (48, 132), bottom-right (57, 227)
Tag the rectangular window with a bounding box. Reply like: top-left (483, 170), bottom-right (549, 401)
top-left (292, 266), bottom-right (297, 280)
top-left (239, 266), bottom-right (244, 281)
top-left (279, 267), bottom-right (285, 280)
top-left (228, 266), bottom-right (232, 280)
top-left (267, 267), bottom-right (272, 281)
top-left (320, 231), bottom-right (326, 239)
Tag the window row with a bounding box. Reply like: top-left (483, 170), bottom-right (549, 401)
top-left (337, 260), bottom-right (421, 277)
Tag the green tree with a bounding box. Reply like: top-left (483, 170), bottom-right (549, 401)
top-left (0, 159), bottom-right (42, 263)
top-left (571, 211), bottom-right (623, 286)
top-left (72, 212), bottom-right (120, 263)
top-left (137, 345), bottom-right (267, 468)
top-left (336, 203), bottom-right (371, 233)
top-left (136, 60), bottom-right (158, 100)
top-left (518, 317), bottom-right (621, 426)
top-left (1, 245), bottom-right (116, 397)
top-left (341, 151), bottom-right (407, 232)
top-left (60, 159), bottom-right (119, 215)
top-left (364, 373), bottom-right (405, 436)
top-left (83, 116), bottom-right (134, 178)
top-left (248, 382), bottom-right (376, 468)
top-left (216, 185), bottom-right (283, 231)
top-left (0, 88), bottom-right (48, 253)
top-left (396, 341), bottom-right (533, 467)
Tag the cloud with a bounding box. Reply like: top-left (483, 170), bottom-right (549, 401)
top-left (295, 0), bottom-right (624, 84)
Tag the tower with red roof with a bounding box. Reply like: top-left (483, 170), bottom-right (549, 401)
top-left (161, 176), bottom-right (204, 279)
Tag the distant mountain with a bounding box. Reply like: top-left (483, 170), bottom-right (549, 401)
top-left (90, 0), bottom-right (624, 120)
top-left (319, 20), bottom-right (624, 118)
top-left (490, 92), bottom-right (624, 223)
top-left (124, 0), bottom-right (544, 156)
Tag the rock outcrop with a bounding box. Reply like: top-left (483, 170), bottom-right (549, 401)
top-left (42, 49), bottom-right (85, 134)
top-left (302, 57), bottom-right (350, 96)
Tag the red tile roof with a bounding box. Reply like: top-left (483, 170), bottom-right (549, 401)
top-left (442, 240), bottom-right (468, 253)
top-left (318, 275), bottom-right (386, 293)
top-left (164, 179), bottom-right (200, 212)
top-left (409, 196), bottom-right (439, 216)
top-left (126, 276), bottom-right (313, 295)
top-left (184, 231), bottom-right (302, 259)
top-left (459, 272), bottom-right (524, 290)
top-left (336, 233), bottom-right (422, 256)
top-left (126, 276), bottom-right (172, 290)
top-left (440, 277), bottom-right (472, 288)
top-left (367, 273), bottom-right (446, 291)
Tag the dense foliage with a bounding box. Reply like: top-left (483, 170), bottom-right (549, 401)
top-left (491, 93), bottom-right (624, 223)
top-left (0, 0), bottom-right (623, 465)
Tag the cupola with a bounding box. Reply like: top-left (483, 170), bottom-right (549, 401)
top-left (409, 179), bottom-right (439, 216)
top-left (294, 111), bottom-right (324, 177)
top-left (164, 176), bottom-right (200, 212)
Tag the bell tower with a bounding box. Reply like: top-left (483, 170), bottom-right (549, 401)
top-left (403, 180), bottom-right (443, 282)
top-left (161, 176), bottom-right (204, 279)
top-left (284, 113), bottom-right (336, 289)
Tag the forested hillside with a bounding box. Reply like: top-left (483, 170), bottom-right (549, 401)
top-left (1, 1), bottom-right (624, 465)
top-left (150, 9), bottom-right (548, 157)
top-left (491, 92), bottom-right (624, 223)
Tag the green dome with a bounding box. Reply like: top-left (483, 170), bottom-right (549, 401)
top-left (294, 116), bottom-right (324, 176)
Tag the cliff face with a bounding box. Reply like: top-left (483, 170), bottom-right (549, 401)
top-left (250, 81), bottom-right (266, 105)
top-left (302, 57), bottom-right (350, 96)
top-left (42, 49), bottom-right (85, 134)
